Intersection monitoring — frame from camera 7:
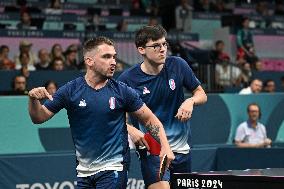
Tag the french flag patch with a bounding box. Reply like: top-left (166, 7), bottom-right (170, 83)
top-left (169, 79), bottom-right (176, 90)
top-left (109, 97), bottom-right (116, 110)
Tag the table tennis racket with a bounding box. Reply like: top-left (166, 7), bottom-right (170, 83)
top-left (144, 132), bottom-right (161, 155)
top-left (159, 154), bottom-right (168, 181)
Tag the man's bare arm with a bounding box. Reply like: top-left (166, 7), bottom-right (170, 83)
top-left (126, 121), bottom-right (150, 149)
top-left (28, 87), bottom-right (54, 124)
top-left (131, 104), bottom-right (164, 143)
top-left (190, 85), bottom-right (207, 105)
top-left (175, 85), bottom-right (207, 122)
top-left (235, 139), bottom-right (271, 148)
top-left (130, 104), bottom-right (175, 165)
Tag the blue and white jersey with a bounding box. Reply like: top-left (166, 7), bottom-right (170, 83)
top-left (44, 77), bottom-right (143, 177)
top-left (118, 56), bottom-right (200, 154)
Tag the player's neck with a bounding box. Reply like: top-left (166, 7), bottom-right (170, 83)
top-left (141, 60), bottom-right (164, 75)
top-left (85, 71), bottom-right (108, 90)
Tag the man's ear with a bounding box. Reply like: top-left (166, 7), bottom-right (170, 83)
top-left (85, 57), bottom-right (93, 66)
top-left (137, 47), bottom-right (145, 55)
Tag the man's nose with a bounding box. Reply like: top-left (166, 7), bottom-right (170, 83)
top-left (160, 45), bottom-right (167, 51)
top-left (111, 58), bottom-right (116, 65)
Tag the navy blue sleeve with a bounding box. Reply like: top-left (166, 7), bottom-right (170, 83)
top-left (123, 85), bottom-right (144, 112)
top-left (178, 57), bottom-right (201, 91)
top-left (44, 84), bottom-right (68, 114)
top-left (117, 71), bottom-right (129, 85)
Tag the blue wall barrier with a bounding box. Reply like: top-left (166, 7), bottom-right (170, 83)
top-left (0, 151), bottom-right (144, 189)
top-left (1, 93), bottom-right (284, 188)
top-left (1, 147), bottom-right (283, 189)
top-left (0, 93), bottom-right (284, 154)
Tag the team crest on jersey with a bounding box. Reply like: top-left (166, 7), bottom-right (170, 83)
top-left (109, 97), bottom-right (116, 110)
top-left (169, 79), bottom-right (176, 90)
top-left (143, 87), bottom-right (151, 95)
top-left (79, 99), bottom-right (87, 107)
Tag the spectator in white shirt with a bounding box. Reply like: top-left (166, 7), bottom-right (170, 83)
top-left (239, 78), bottom-right (262, 94)
top-left (235, 103), bottom-right (271, 148)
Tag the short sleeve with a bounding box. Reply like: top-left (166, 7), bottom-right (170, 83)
top-left (234, 124), bottom-right (245, 142)
top-left (44, 84), bottom-right (68, 114)
top-left (261, 124), bottom-right (267, 138)
top-left (179, 58), bottom-right (201, 91)
top-left (123, 85), bottom-right (144, 112)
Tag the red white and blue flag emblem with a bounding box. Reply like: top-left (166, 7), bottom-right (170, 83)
top-left (169, 79), bottom-right (176, 90)
top-left (109, 97), bottom-right (116, 110)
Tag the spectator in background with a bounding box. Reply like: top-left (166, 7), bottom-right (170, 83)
top-left (210, 40), bottom-right (231, 65)
top-left (50, 0), bottom-right (61, 9)
top-left (130, 0), bottom-right (146, 16)
top-left (175, 0), bottom-right (193, 32)
top-left (263, 79), bottom-right (276, 93)
top-left (215, 54), bottom-right (242, 89)
top-left (18, 51), bottom-right (35, 71)
top-left (116, 19), bottom-right (128, 32)
top-left (12, 75), bottom-right (28, 95)
top-left (50, 57), bottom-right (64, 71)
top-left (239, 78), bottom-right (262, 94)
top-left (17, 11), bottom-right (35, 30)
top-left (44, 80), bottom-right (58, 96)
top-left (15, 40), bottom-right (37, 70)
top-left (212, 0), bottom-right (229, 13)
top-left (64, 47), bottom-right (78, 70)
top-left (234, 103), bottom-right (272, 148)
top-left (35, 48), bottom-right (50, 70)
top-left (237, 17), bottom-right (253, 49)
top-left (143, 0), bottom-right (159, 16)
top-left (255, 1), bottom-right (269, 16)
top-left (0, 45), bottom-right (11, 62)
top-left (21, 66), bottom-right (30, 79)
top-left (45, 0), bottom-right (62, 15)
top-left (148, 16), bottom-right (159, 26)
top-left (236, 17), bottom-right (258, 65)
top-left (238, 62), bottom-right (252, 87)
top-left (67, 44), bottom-right (79, 55)
top-left (0, 75), bottom-right (28, 95)
top-left (85, 14), bottom-right (106, 32)
top-left (50, 43), bottom-right (65, 62)
top-left (254, 59), bottom-right (263, 71)
top-left (236, 52), bottom-right (248, 67)
top-left (0, 45), bottom-right (15, 69)
top-left (0, 58), bottom-right (15, 70)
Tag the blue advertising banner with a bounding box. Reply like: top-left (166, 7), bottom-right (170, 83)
top-left (0, 151), bottom-right (144, 189)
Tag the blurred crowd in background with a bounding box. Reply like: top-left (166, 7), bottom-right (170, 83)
top-left (0, 0), bottom-right (284, 94)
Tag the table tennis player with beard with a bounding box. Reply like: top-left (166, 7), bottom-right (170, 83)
top-left (28, 36), bottom-right (174, 189)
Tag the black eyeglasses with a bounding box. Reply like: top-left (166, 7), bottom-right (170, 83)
top-left (145, 42), bottom-right (168, 51)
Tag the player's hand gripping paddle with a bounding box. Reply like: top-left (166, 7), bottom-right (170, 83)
top-left (144, 132), bottom-right (168, 180)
